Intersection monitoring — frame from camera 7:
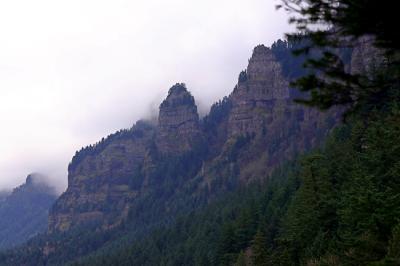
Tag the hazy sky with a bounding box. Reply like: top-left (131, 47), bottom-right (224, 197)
top-left (0, 0), bottom-right (292, 192)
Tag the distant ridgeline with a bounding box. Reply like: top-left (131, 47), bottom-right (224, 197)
top-left (0, 173), bottom-right (57, 250)
top-left (0, 38), bottom-right (380, 265)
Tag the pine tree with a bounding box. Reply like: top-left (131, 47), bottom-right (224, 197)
top-left (387, 223), bottom-right (400, 264)
top-left (283, 154), bottom-right (337, 262)
top-left (216, 223), bottom-right (237, 265)
top-left (234, 250), bottom-right (247, 266)
top-left (277, 0), bottom-right (400, 118)
top-left (251, 229), bottom-right (269, 266)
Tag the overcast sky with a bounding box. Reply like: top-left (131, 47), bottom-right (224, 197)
top-left (0, 0), bottom-right (292, 193)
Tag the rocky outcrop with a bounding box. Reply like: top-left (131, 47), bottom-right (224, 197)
top-left (246, 45), bottom-right (289, 99)
top-left (228, 45), bottom-right (290, 137)
top-left (201, 45), bottom-right (340, 184)
top-left (351, 35), bottom-right (383, 75)
top-left (48, 84), bottom-right (204, 232)
top-left (157, 83), bottom-right (202, 154)
top-left (48, 122), bottom-right (155, 232)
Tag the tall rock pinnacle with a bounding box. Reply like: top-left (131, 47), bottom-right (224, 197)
top-left (228, 45), bottom-right (289, 137)
top-left (245, 45), bottom-right (289, 99)
top-left (157, 83), bottom-right (201, 154)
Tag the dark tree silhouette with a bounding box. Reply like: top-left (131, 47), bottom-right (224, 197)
top-left (278, 0), bottom-right (400, 117)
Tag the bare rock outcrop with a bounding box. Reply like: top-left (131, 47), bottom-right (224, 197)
top-left (48, 85), bottom-right (203, 233)
top-left (228, 45), bottom-right (290, 137)
top-left (48, 122), bottom-right (155, 232)
top-left (212, 45), bottom-right (341, 183)
top-left (351, 35), bottom-right (383, 75)
top-left (156, 83), bottom-right (202, 154)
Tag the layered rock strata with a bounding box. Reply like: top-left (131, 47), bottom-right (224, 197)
top-left (156, 83), bottom-right (201, 154)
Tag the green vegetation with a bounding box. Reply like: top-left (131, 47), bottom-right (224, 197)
top-left (4, 103), bottom-right (395, 266)
top-left (69, 105), bottom-right (400, 266)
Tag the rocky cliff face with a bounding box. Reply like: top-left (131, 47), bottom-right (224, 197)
top-left (0, 173), bottom-right (57, 249)
top-left (49, 122), bottom-right (155, 232)
top-left (228, 45), bottom-right (290, 137)
top-left (157, 83), bottom-right (202, 154)
top-left (350, 35), bottom-right (383, 75)
top-left (214, 44), bottom-right (339, 183)
top-left (48, 84), bottom-right (203, 232)
top-left (48, 44), bottom-right (340, 233)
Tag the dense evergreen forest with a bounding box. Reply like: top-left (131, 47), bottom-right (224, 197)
top-left (66, 105), bottom-right (399, 265)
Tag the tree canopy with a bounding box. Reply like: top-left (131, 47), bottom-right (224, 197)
top-left (278, 0), bottom-right (400, 117)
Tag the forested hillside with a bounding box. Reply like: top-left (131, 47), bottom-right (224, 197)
top-left (69, 106), bottom-right (400, 265)
top-left (2, 104), bottom-right (398, 265)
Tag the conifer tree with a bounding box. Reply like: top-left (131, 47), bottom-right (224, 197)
top-left (251, 229), bottom-right (269, 266)
top-left (278, 0), bottom-right (399, 117)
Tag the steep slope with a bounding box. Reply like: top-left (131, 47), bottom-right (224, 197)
top-left (0, 173), bottom-right (57, 249)
top-left (74, 105), bottom-right (400, 266)
top-left (157, 83), bottom-right (203, 154)
top-left (48, 84), bottom-right (206, 233)
top-left (49, 121), bottom-right (156, 232)
top-left (48, 44), bottom-right (339, 235)
top-left (48, 45), bottom-right (337, 235)
top-left (200, 45), bottom-right (339, 188)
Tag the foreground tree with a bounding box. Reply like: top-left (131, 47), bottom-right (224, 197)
top-left (278, 0), bottom-right (399, 117)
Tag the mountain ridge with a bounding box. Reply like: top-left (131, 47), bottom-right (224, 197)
top-left (0, 173), bottom-right (57, 249)
top-left (48, 42), bottom-right (340, 235)
top-left (0, 37), bottom-right (377, 265)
